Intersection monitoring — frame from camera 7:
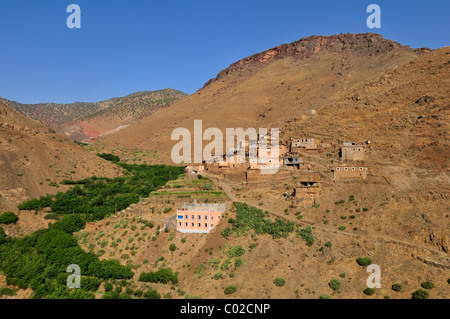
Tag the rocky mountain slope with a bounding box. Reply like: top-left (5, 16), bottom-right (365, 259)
top-left (0, 100), bottom-right (122, 213)
top-left (92, 33), bottom-right (430, 163)
top-left (2, 88), bottom-right (187, 143)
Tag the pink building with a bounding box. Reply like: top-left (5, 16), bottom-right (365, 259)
top-left (176, 201), bottom-right (226, 233)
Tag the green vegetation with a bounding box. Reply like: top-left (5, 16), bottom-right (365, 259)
top-left (224, 285), bottom-right (238, 295)
top-left (0, 287), bottom-right (18, 297)
top-left (0, 215), bottom-right (133, 299)
top-left (96, 153), bottom-right (120, 163)
top-left (138, 267), bottom-right (179, 284)
top-left (411, 289), bottom-right (429, 299)
top-left (226, 245), bottom-right (245, 258)
top-left (0, 212), bottom-right (19, 224)
top-left (44, 213), bottom-right (60, 221)
top-left (273, 277), bottom-right (286, 287)
top-left (213, 272), bottom-right (224, 280)
top-left (363, 288), bottom-right (376, 296)
top-left (421, 281), bottom-right (434, 289)
top-left (169, 243), bottom-right (177, 252)
top-left (356, 257), bottom-right (372, 267)
top-left (297, 226), bottom-right (314, 246)
top-left (329, 279), bottom-right (341, 292)
top-left (225, 203), bottom-right (295, 239)
top-left (391, 283), bottom-right (402, 292)
top-left (319, 295), bottom-right (331, 299)
top-left (18, 163), bottom-right (184, 221)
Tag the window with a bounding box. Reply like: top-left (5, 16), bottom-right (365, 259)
top-left (198, 215), bottom-right (201, 219)
top-left (198, 223), bottom-right (201, 227)
top-left (218, 216), bottom-right (221, 219)
top-left (211, 216), bottom-right (214, 220)
top-left (191, 215), bottom-right (194, 219)
top-left (191, 223), bottom-right (194, 227)
top-left (185, 223), bottom-right (188, 227)
top-left (185, 215), bottom-right (188, 219)
top-left (204, 223), bottom-right (207, 227)
top-left (178, 222), bottom-right (181, 226)
top-left (211, 224), bottom-right (213, 227)
top-left (359, 167), bottom-right (363, 171)
top-left (336, 167), bottom-right (340, 171)
top-left (344, 167), bottom-right (348, 171)
top-left (351, 167), bottom-right (355, 171)
top-left (205, 216), bottom-right (208, 219)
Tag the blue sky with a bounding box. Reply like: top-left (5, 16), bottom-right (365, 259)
top-left (0, 0), bottom-right (448, 104)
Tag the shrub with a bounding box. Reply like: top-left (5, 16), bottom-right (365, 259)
top-left (319, 295), bottom-right (331, 299)
top-left (356, 257), bottom-right (372, 267)
top-left (411, 289), bottom-right (429, 299)
top-left (224, 285), bottom-right (238, 295)
top-left (139, 268), bottom-right (178, 284)
top-left (169, 243), bottom-right (177, 252)
top-left (104, 282), bottom-right (113, 292)
top-left (329, 279), bottom-right (341, 291)
top-left (227, 246), bottom-right (245, 258)
top-left (273, 277), bottom-right (286, 287)
top-left (0, 287), bottom-right (17, 297)
top-left (363, 288), bottom-right (376, 296)
top-left (421, 281), bottom-right (434, 289)
top-left (324, 241), bottom-right (332, 248)
top-left (234, 258), bottom-right (244, 268)
top-left (0, 212), bottom-right (19, 224)
top-left (213, 272), bottom-right (224, 280)
top-left (44, 213), bottom-right (60, 220)
top-left (143, 289), bottom-right (161, 299)
top-left (391, 283), bottom-right (402, 292)
top-left (338, 226), bottom-right (346, 231)
top-left (297, 226), bottom-right (314, 246)
top-left (221, 227), bottom-right (232, 239)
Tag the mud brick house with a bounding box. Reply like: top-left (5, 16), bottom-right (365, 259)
top-left (284, 156), bottom-right (302, 168)
top-left (294, 181), bottom-right (320, 199)
top-left (340, 141), bottom-right (366, 161)
top-left (176, 201), bottom-right (226, 233)
top-left (332, 165), bottom-right (368, 181)
top-left (184, 164), bottom-right (205, 175)
top-left (290, 138), bottom-right (321, 153)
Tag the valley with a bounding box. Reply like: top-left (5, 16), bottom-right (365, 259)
top-left (0, 33), bottom-right (448, 300)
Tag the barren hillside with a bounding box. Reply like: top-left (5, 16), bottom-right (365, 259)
top-left (0, 100), bottom-right (122, 213)
top-left (92, 33), bottom-right (430, 163)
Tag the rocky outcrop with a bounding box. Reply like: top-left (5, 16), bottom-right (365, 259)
top-left (203, 33), bottom-right (431, 88)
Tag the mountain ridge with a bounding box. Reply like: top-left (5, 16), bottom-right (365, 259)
top-left (1, 88), bottom-right (188, 142)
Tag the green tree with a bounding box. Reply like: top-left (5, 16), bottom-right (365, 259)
top-left (224, 285), bottom-right (238, 295)
top-left (411, 289), bottom-right (429, 299)
top-left (329, 279), bottom-right (341, 291)
top-left (0, 212), bottom-right (19, 224)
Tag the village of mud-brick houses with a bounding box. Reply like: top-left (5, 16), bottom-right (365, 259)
top-left (85, 132), bottom-right (371, 234)
top-left (181, 131), bottom-right (371, 233)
